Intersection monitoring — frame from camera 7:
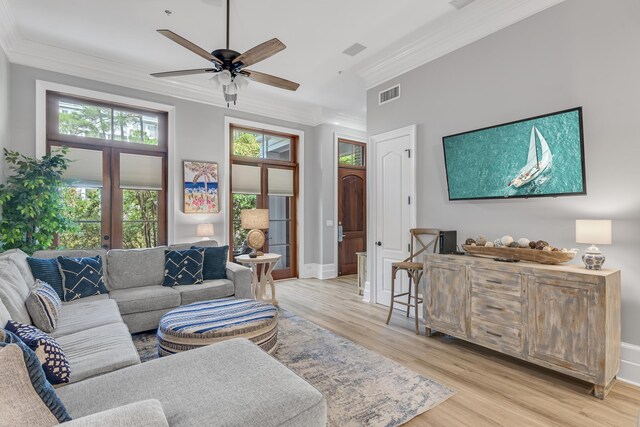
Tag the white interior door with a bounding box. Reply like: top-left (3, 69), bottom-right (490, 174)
top-left (373, 126), bottom-right (416, 307)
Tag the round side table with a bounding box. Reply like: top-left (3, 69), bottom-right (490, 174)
top-left (236, 253), bottom-right (282, 305)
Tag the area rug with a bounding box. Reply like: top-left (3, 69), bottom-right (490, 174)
top-left (132, 310), bottom-right (455, 426)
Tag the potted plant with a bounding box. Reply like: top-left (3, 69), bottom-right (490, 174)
top-left (0, 148), bottom-right (73, 254)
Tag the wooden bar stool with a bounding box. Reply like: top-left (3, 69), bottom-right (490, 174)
top-left (385, 228), bottom-right (440, 334)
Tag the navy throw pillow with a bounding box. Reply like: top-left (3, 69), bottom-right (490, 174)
top-left (27, 257), bottom-right (64, 300)
top-left (57, 256), bottom-right (108, 302)
top-left (0, 328), bottom-right (72, 422)
top-left (163, 249), bottom-right (204, 286)
top-left (5, 321), bottom-right (71, 385)
top-left (192, 245), bottom-right (229, 280)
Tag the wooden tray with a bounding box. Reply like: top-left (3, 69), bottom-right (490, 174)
top-left (462, 245), bottom-right (576, 265)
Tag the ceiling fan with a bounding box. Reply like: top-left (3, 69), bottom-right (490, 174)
top-left (151, 0), bottom-right (300, 106)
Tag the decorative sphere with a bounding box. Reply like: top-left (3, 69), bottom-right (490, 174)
top-left (561, 248), bottom-right (568, 253)
top-left (552, 247), bottom-right (560, 252)
top-left (501, 235), bottom-right (514, 246)
top-left (470, 243), bottom-right (476, 246)
top-left (509, 242), bottom-right (519, 248)
top-left (542, 246), bottom-right (552, 252)
top-left (465, 238), bottom-right (476, 245)
top-left (517, 238), bottom-right (530, 248)
top-left (485, 241), bottom-right (495, 248)
top-left (476, 235), bottom-right (487, 246)
top-left (494, 238), bottom-right (504, 248)
top-left (529, 241), bottom-right (537, 249)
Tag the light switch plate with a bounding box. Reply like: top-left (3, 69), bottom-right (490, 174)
top-left (326, 220), bottom-right (334, 227)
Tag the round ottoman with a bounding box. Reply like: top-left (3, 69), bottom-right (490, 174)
top-left (157, 298), bottom-right (278, 357)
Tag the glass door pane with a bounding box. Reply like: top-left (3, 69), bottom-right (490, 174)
top-left (59, 187), bottom-right (103, 249)
top-left (122, 190), bottom-right (159, 249)
top-left (267, 195), bottom-right (291, 271)
top-left (232, 193), bottom-right (258, 255)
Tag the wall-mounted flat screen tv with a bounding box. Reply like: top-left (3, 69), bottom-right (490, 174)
top-left (442, 107), bottom-right (586, 201)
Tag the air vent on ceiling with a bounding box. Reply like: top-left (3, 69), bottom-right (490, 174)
top-left (449, 0), bottom-right (475, 9)
top-left (343, 43), bottom-right (367, 57)
top-left (379, 84), bottom-right (400, 105)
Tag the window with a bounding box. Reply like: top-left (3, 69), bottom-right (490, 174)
top-left (230, 125), bottom-right (298, 279)
top-left (338, 139), bottom-right (365, 167)
top-left (47, 92), bottom-right (168, 250)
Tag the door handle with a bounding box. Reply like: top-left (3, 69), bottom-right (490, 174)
top-left (376, 241), bottom-right (382, 246)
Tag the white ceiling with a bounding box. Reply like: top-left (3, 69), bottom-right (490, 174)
top-left (0, 0), bottom-right (565, 130)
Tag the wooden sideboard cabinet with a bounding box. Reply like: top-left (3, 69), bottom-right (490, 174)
top-left (423, 254), bottom-right (621, 399)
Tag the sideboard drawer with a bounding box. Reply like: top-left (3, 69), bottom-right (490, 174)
top-left (471, 292), bottom-right (522, 326)
top-left (470, 317), bottom-right (523, 354)
top-left (470, 268), bottom-right (522, 297)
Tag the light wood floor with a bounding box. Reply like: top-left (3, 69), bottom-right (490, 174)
top-left (276, 276), bottom-right (640, 427)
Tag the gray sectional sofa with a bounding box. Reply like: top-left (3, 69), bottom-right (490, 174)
top-left (0, 242), bottom-right (327, 426)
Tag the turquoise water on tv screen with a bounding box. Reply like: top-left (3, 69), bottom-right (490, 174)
top-left (443, 109), bottom-right (584, 200)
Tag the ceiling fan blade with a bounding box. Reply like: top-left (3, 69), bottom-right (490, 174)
top-left (157, 29), bottom-right (223, 65)
top-left (151, 68), bottom-right (218, 78)
top-left (242, 69), bottom-right (300, 91)
top-left (233, 38), bottom-right (286, 67)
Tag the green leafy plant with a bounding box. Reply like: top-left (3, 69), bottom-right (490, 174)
top-left (0, 148), bottom-right (74, 254)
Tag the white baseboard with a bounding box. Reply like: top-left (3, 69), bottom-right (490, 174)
top-left (299, 263), bottom-right (336, 279)
top-left (363, 281), bottom-right (371, 303)
top-left (619, 342), bottom-right (640, 386)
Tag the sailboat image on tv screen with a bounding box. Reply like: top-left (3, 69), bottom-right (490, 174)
top-left (509, 125), bottom-right (552, 188)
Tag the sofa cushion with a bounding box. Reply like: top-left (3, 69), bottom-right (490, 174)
top-left (57, 256), bottom-right (108, 302)
top-left (62, 294), bottom-right (109, 305)
top-left (57, 339), bottom-right (327, 427)
top-left (109, 287), bottom-right (180, 316)
top-left (27, 257), bottom-right (65, 300)
top-left (107, 247), bottom-right (166, 290)
top-left (0, 249), bottom-right (35, 287)
top-left (0, 298), bottom-right (11, 326)
top-left (162, 249), bottom-right (204, 287)
top-left (0, 260), bottom-right (32, 324)
top-left (0, 341), bottom-right (71, 425)
top-left (57, 323), bottom-right (140, 384)
top-left (5, 320), bottom-right (71, 385)
top-left (169, 240), bottom-right (218, 251)
top-left (60, 400), bottom-right (168, 427)
top-left (26, 280), bottom-right (62, 333)
top-left (173, 279), bottom-right (234, 305)
top-left (51, 299), bottom-right (122, 338)
top-left (192, 245), bottom-right (228, 281)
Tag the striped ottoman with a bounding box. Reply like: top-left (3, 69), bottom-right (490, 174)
top-left (157, 298), bottom-right (278, 357)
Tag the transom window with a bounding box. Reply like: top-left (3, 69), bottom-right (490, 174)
top-left (338, 139), bottom-right (365, 167)
top-left (232, 128), bottom-right (293, 162)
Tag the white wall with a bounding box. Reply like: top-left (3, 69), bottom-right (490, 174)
top-left (367, 0), bottom-right (640, 345)
top-left (316, 123), bottom-right (367, 271)
top-left (0, 47), bottom-right (9, 184)
top-left (8, 64), bottom-right (321, 265)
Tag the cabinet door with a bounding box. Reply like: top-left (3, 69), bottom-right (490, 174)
top-left (528, 277), bottom-right (598, 375)
top-left (424, 262), bottom-right (467, 336)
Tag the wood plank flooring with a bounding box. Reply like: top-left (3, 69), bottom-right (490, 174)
top-left (276, 276), bottom-right (640, 427)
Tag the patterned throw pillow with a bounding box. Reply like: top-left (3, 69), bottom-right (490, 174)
top-left (57, 256), bottom-right (108, 302)
top-left (0, 328), bottom-right (72, 423)
top-left (192, 245), bottom-right (229, 281)
top-left (5, 320), bottom-right (71, 385)
top-left (25, 280), bottom-right (62, 333)
top-left (163, 249), bottom-right (204, 286)
top-left (27, 257), bottom-right (65, 300)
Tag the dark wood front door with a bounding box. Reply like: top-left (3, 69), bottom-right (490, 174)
top-left (338, 167), bottom-right (366, 275)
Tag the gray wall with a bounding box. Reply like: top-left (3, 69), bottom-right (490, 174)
top-left (0, 48), bottom-right (9, 184)
top-left (9, 64), bottom-right (320, 264)
top-left (367, 0), bottom-right (640, 345)
top-left (316, 124), bottom-right (367, 267)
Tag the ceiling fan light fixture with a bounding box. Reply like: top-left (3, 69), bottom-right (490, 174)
top-left (218, 70), bottom-right (233, 86)
top-left (234, 74), bottom-right (249, 90)
top-left (209, 74), bottom-right (221, 89)
top-left (223, 82), bottom-right (238, 105)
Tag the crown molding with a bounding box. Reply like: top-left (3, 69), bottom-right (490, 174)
top-left (355, 0), bottom-right (566, 89)
top-left (0, 0), bottom-right (19, 56)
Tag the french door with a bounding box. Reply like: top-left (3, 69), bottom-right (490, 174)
top-left (47, 91), bottom-right (168, 250)
top-left (229, 126), bottom-right (298, 279)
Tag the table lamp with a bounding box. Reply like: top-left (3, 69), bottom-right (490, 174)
top-left (196, 224), bottom-right (215, 241)
top-left (576, 219), bottom-right (612, 270)
top-left (241, 209), bottom-right (269, 258)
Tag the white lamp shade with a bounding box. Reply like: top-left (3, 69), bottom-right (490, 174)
top-left (576, 220), bottom-right (612, 244)
top-left (196, 224), bottom-right (214, 237)
top-left (241, 209), bottom-right (269, 229)
top-left (232, 164), bottom-right (261, 194)
top-left (120, 153), bottom-right (163, 190)
top-left (62, 147), bottom-right (103, 187)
